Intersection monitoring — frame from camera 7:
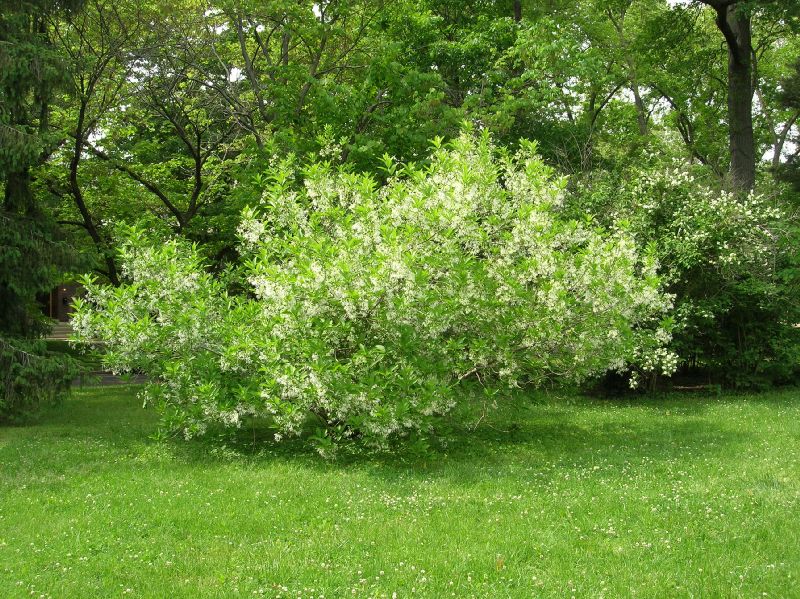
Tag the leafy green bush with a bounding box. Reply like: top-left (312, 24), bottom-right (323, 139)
top-left (569, 161), bottom-right (800, 388)
top-left (73, 132), bottom-right (674, 452)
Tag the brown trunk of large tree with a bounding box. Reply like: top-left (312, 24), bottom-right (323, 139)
top-left (724, 6), bottom-right (755, 191)
top-left (704, 0), bottom-right (755, 191)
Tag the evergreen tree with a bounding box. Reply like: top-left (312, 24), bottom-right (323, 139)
top-left (0, 0), bottom-right (80, 421)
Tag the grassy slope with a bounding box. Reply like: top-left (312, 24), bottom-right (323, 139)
top-left (0, 387), bottom-right (799, 598)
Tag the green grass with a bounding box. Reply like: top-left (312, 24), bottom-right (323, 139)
top-left (1, 387), bottom-right (799, 598)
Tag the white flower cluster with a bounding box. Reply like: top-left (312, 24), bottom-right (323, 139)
top-left (74, 132), bottom-right (674, 450)
top-left (570, 158), bottom-right (787, 383)
top-left (625, 162), bottom-right (784, 280)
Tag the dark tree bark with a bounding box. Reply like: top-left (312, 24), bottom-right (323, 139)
top-left (69, 100), bottom-right (120, 285)
top-left (701, 0), bottom-right (755, 191)
top-left (513, 0), bottom-right (522, 22)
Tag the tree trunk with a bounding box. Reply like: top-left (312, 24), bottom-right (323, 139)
top-left (513, 0), bottom-right (522, 22)
top-left (2, 170), bottom-right (34, 214)
top-left (725, 6), bottom-right (754, 191)
top-left (69, 101), bottom-right (120, 285)
top-left (772, 111), bottom-right (800, 168)
top-left (608, 9), bottom-right (648, 136)
top-left (705, 1), bottom-right (755, 191)
top-left (631, 82), bottom-right (649, 136)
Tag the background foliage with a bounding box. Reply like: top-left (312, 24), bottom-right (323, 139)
top-left (2, 0), bottom-right (800, 425)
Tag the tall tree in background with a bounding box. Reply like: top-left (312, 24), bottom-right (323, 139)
top-left (1, 0), bottom-right (82, 333)
top-left (699, 0), bottom-right (755, 191)
top-left (696, 0), bottom-right (799, 190)
top-left (778, 59), bottom-right (800, 191)
top-left (0, 0), bottom-right (79, 420)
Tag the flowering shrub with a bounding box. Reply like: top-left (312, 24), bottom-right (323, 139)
top-left (73, 132), bottom-right (674, 451)
top-left (570, 160), bottom-right (799, 387)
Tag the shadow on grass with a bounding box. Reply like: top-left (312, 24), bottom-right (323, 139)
top-left (17, 383), bottom-right (791, 484)
top-left (164, 389), bottom-right (761, 486)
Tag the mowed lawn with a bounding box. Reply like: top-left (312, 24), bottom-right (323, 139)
top-left (1, 387), bottom-right (799, 598)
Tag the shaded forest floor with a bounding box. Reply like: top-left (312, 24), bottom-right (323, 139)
top-left (1, 386), bottom-right (799, 597)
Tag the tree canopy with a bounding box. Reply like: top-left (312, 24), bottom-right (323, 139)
top-left (2, 0), bottom-right (799, 426)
